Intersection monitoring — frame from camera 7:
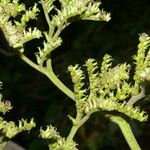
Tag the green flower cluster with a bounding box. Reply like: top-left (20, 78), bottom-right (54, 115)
top-left (0, 82), bottom-right (35, 148)
top-left (52, 0), bottom-right (110, 27)
top-left (0, 0), bottom-right (41, 52)
top-left (134, 33), bottom-right (150, 85)
top-left (68, 65), bottom-right (87, 113)
top-left (0, 0), bottom-right (111, 66)
top-left (36, 0), bottom-right (110, 65)
top-left (40, 125), bottom-right (78, 150)
top-left (68, 34), bottom-right (150, 122)
top-left (0, 118), bottom-right (35, 138)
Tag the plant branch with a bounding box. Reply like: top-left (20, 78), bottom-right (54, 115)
top-left (19, 53), bottom-right (45, 74)
top-left (41, 0), bottom-right (51, 30)
top-left (126, 87), bottom-right (146, 107)
top-left (67, 112), bottom-right (82, 142)
top-left (79, 112), bottom-right (92, 127)
top-left (19, 54), bottom-right (75, 101)
top-left (53, 24), bottom-right (69, 39)
top-left (45, 59), bottom-right (75, 100)
top-left (108, 115), bottom-right (141, 150)
top-left (67, 112), bottom-right (92, 141)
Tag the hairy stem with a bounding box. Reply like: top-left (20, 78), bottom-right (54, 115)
top-left (108, 115), bottom-right (141, 150)
top-left (49, 25), bottom-right (55, 38)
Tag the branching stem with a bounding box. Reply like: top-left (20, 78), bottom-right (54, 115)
top-left (19, 53), bottom-right (75, 101)
top-left (19, 53), bottom-right (45, 74)
top-left (18, 3), bottom-right (143, 149)
top-left (53, 24), bottom-right (69, 39)
top-left (67, 112), bottom-right (92, 141)
top-left (19, 52), bottom-right (141, 150)
top-left (126, 87), bottom-right (146, 107)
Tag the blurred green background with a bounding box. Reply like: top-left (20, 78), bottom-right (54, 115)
top-left (0, 0), bottom-right (150, 149)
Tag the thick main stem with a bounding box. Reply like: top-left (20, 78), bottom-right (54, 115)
top-left (109, 115), bottom-right (141, 150)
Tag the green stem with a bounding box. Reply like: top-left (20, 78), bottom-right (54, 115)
top-left (67, 113), bottom-right (82, 142)
top-left (108, 115), bottom-right (141, 150)
top-left (126, 87), bottom-right (145, 107)
top-left (53, 24), bottom-right (69, 39)
top-left (45, 59), bottom-right (75, 100)
top-left (20, 53), bottom-right (75, 101)
top-left (19, 53), bottom-right (45, 74)
top-left (41, 0), bottom-right (51, 30)
top-left (49, 25), bottom-right (55, 38)
top-left (41, 0), bottom-right (56, 38)
top-left (67, 112), bottom-right (92, 141)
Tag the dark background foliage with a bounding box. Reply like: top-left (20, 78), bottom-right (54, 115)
top-left (0, 0), bottom-right (150, 149)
